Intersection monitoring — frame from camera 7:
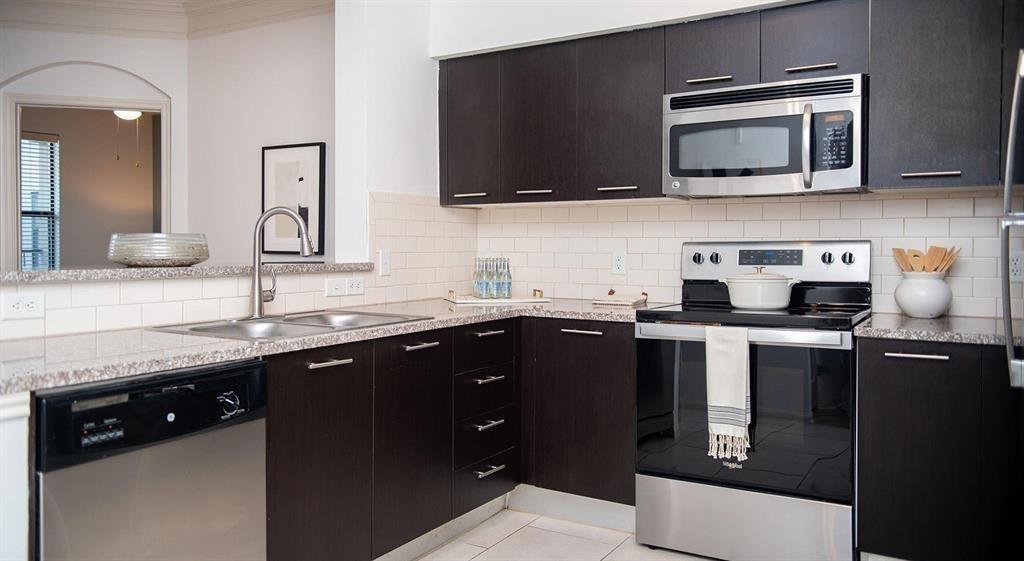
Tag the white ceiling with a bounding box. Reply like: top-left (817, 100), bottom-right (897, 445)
top-left (0, 0), bottom-right (334, 39)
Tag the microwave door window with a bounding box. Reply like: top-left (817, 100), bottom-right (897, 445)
top-left (670, 115), bottom-right (803, 178)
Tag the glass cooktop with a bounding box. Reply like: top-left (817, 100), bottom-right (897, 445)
top-left (636, 302), bottom-right (871, 331)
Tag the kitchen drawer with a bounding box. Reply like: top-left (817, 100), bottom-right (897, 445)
top-left (454, 363), bottom-right (514, 421)
top-left (455, 406), bottom-right (518, 469)
top-left (454, 447), bottom-right (519, 516)
top-left (374, 328), bottom-right (451, 370)
top-left (454, 319), bottom-right (514, 373)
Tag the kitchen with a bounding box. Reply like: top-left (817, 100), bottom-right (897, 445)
top-left (0, 0), bottom-right (1022, 560)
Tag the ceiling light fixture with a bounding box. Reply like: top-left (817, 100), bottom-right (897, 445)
top-left (113, 110), bottom-right (142, 121)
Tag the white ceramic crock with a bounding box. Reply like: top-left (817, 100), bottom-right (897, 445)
top-left (894, 271), bottom-right (953, 319)
top-left (720, 267), bottom-right (800, 310)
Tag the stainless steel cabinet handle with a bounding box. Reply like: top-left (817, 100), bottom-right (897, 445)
top-left (472, 374), bottom-right (506, 385)
top-left (801, 103), bottom-right (812, 189)
top-left (561, 328), bottom-right (604, 336)
top-left (306, 358), bottom-right (354, 370)
top-left (474, 464), bottom-right (506, 479)
top-left (515, 189), bottom-right (554, 195)
top-left (883, 352), bottom-right (950, 361)
top-left (785, 62), bottom-right (838, 73)
top-left (474, 329), bottom-right (506, 338)
top-left (403, 341), bottom-right (440, 352)
top-left (452, 192), bottom-right (488, 198)
top-left (685, 74), bottom-right (733, 85)
top-left (900, 171), bottom-right (962, 178)
top-left (596, 185), bottom-right (638, 192)
top-left (472, 418), bottom-right (506, 432)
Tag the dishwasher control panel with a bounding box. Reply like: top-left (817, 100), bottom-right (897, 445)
top-left (36, 360), bottom-right (267, 472)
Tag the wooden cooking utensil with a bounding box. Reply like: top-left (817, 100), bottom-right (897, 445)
top-left (940, 247), bottom-right (961, 272)
top-left (906, 249), bottom-right (926, 272)
top-left (924, 246), bottom-right (946, 272)
top-left (892, 248), bottom-right (913, 272)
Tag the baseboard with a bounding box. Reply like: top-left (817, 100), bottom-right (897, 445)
top-left (373, 496), bottom-right (506, 561)
top-left (506, 484), bottom-right (636, 533)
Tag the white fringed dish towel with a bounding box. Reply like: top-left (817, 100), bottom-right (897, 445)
top-left (704, 325), bottom-right (751, 462)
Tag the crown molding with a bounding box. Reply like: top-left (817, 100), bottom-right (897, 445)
top-left (0, 0), bottom-right (333, 40)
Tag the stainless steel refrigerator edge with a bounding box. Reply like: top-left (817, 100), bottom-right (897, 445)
top-left (1002, 48), bottom-right (1024, 389)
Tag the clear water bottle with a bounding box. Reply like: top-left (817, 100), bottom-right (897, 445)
top-left (472, 258), bottom-right (485, 298)
top-left (499, 258), bottom-right (512, 298)
top-left (485, 258), bottom-right (498, 299)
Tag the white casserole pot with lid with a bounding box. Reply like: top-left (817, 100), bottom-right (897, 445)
top-left (720, 266), bottom-right (800, 310)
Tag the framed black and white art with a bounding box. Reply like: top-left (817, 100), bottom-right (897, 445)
top-left (261, 142), bottom-right (326, 256)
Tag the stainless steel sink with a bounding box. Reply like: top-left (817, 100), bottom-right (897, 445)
top-left (157, 319), bottom-right (336, 341)
top-left (282, 310), bottom-right (431, 329)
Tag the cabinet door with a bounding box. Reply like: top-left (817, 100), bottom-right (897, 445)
top-left (857, 339), bottom-right (981, 560)
top-left (1002, 0), bottom-right (1024, 180)
top-left (267, 342), bottom-right (374, 561)
top-left (499, 41), bottom-right (577, 202)
top-left (868, 0), bottom-right (1002, 188)
top-left (577, 28), bottom-right (664, 200)
top-left (441, 54), bottom-right (502, 206)
top-left (664, 12), bottom-right (760, 93)
top-left (980, 346), bottom-right (1023, 559)
top-left (372, 329), bottom-right (453, 558)
top-left (528, 319), bottom-right (636, 505)
top-left (759, 0), bottom-right (867, 82)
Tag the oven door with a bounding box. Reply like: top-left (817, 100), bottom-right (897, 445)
top-left (663, 94), bottom-right (862, 198)
top-left (636, 323), bottom-right (854, 505)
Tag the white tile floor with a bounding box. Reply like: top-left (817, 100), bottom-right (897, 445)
top-left (416, 510), bottom-right (702, 561)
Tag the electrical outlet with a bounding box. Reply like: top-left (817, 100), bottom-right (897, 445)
top-left (2, 292), bottom-right (44, 320)
top-left (324, 277), bottom-right (346, 297)
top-left (1011, 252), bottom-right (1024, 282)
top-left (378, 249), bottom-right (391, 276)
top-left (346, 277), bottom-right (365, 295)
top-left (611, 250), bottom-right (627, 275)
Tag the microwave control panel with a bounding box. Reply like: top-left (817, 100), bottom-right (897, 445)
top-left (814, 111), bottom-right (854, 171)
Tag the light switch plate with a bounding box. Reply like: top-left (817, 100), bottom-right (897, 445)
top-left (378, 249), bottom-right (391, 276)
top-left (1011, 252), bottom-right (1024, 282)
top-left (2, 292), bottom-right (44, 319)
top-left (611, 251), bottom-right (627, 275)
top-left (324, 277), bottom-right (346, 297)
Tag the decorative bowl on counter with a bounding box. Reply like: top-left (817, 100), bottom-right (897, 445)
top-left (894, 271), bottom-right (953, 319)
top-left (107, 233), bottom-right (210, 267)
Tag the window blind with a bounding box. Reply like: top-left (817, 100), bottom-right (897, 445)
top-left (19, 136), bottom-right (60, 271)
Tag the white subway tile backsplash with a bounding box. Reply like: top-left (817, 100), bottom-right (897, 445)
top-left (709, 221), bottom-right (744, 238)
top-left (120, 280), bottom-right (164, 304)
top-left (840, 200), bottom-right (882, 219)
top-left (882, 199), bottom-right (928, 218)
top-left (780, 220), bottom-right (820, 238)
top-left (949, 217), bottom-right (997, 237)
top-left (627, 206), bottom-right (660, 221)
top-left (692, 204), bottom-right (727, 220)
top-left (819, 220), bottom-right (861, 237)
top-left (801, 202), bottom-right (841, 219)
top-left (762, 203), bottom-right (801, 220)
top-left (860, 219), bottom-right (903, 237)
top-left (927, 198), bottom-right (974, 217)
top-left (659, 204), bottom-right (692, 221)
top-left (904, 218), bottom-right (949, 237)
top-left (141, 302), bottom-right (183, 327)
top-left (597, 206), bottom-right (628, 222)
top-left (727, 204), bottom-right (762, 221)
top-left (71, 282), bottom-right (119, 307)
top-left (182, 300), bottom-right (221, 323)
top-left (164, 278), bottom-right (203, 301)
top-left (743, 221), bottom-right (781, 238)
top-left (97, 305), bottom-right (142, 331)
top-left (202, 277), bottom-right (237, 299)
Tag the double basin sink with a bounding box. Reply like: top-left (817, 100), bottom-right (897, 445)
top-left (156, 310), bottom-right (432, 341)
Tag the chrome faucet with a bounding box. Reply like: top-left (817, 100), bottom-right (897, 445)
top-left (250, 207), bottom-right (314, 319)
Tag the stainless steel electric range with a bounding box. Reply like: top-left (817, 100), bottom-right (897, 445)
top-left (634, 240), bottom-right (871, 561)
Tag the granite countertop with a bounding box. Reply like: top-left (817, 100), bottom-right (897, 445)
top-left (0, 262), bottom-right (374, 284)
top-left (0, 298), bottom-right (646, 395)
top-left (854, 313), bottom-right (1024, 346)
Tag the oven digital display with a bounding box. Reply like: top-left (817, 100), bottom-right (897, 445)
top-left (738, 249), bottom-right (802, 266)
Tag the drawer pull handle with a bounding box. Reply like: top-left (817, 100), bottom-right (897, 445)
top-left (883, 352), bottom-right (950, 361)
top-left (900, 170), bottom-right (962, 178)
top-left (474, 329), bottom-right (506, 338)
top-left (685, 74), bottom-right (732, 85)
top-left (473, 374), bottom-right (507, 385)
top-left (785, 62), bottom-right (838, 73)
top-left (306, 358), bottom-right (354, 370)
top-left (596, 185), bottom-right (638, 192)
top-left (404, 341), bottom-right (440, 352)
top-left (515, 189), bottom-right (553, 195)
top-left (452, 192), bottom-right (488, 198)
top-left (472, 418), bottom-right (506, 432)
top-left (561, 328), bottom-right (604, 336)
top-left (475, 464), bottom-right (506, 479)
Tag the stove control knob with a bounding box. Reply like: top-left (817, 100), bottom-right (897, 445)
top-left (821, 252), bottom-right (835, 265)
top-left (217, 391), bottom-right (241, 417)
top-left (692, 252), bottom-right (704, 265)
top-left (841, 252), bottom-right (856, 265)
top-left (709, 252), bottom-right (721, 265)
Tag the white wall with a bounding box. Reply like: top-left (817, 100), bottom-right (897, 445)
top-left (428, 0), bottom-right (796, 58)
top-left (0, 27), bottom-right (189, 233)
top-left (188, 13), bottom-right (335, 265)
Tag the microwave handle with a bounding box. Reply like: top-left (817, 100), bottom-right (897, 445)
top-left (801, 103), bottom-right (812, 189)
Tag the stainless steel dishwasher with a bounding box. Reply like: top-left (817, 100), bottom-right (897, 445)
top-left (35, 360), bottom-right (267, 561)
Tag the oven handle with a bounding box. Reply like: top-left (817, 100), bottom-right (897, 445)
top-left (635, 322), bottom-right (852, 350)
top-left (801, 103), bottom-right (812, 189)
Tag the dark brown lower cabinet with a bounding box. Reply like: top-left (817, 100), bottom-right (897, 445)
top-left (454, 447), bottom-right (519, 516)
top-left (524, 319), bottom-right (636, 505)
top-left (857, 338), bottom-right (1022, 560)
top-left (267, 341), bottom-right (374, 561)
top-left (372, 329), bottom-right (454, 558)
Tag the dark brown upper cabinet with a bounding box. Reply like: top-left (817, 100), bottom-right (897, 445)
top-left (759, 0), bottom-right (868, 83)
top-left (577, 28), bottom-right (665, 200)
top-left (499, 41), bottom-right (577, 202)
top-left (1002, 0), bottom-right (1024, 180)
top-left (868, 0), bottom-right (1002, 188)
top-left (440, 53), bottom-right (502, 206)
top-left (664, 12), bottom-right (760, 93)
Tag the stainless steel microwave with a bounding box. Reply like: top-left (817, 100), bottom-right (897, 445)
top-left (663, 74), bottom-right (865, 198)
